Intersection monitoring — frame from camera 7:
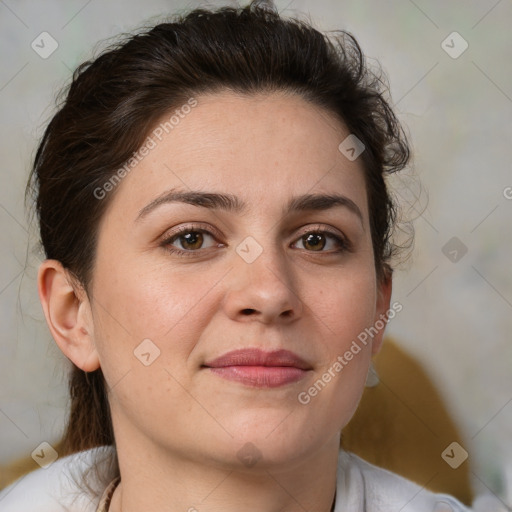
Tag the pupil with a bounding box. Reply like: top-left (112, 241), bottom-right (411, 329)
top-left (182, 232), bottom-right (203, 249)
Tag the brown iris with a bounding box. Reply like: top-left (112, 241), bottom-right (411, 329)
top-left (302, 232), bottom-right (326, 251)
top-left (179, 231), bottom-right (204, 250)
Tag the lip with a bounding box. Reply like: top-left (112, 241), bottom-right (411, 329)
top-left (202, 348), bottom-right (312, 388)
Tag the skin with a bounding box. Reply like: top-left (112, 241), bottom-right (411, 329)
top-left (38, 90), bottom-right (392, 512)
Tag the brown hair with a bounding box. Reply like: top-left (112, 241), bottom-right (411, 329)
top-left (27, 0), bottom-right (410, 468)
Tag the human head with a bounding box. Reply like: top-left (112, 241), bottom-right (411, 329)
top-left (28, 0), bottom-right (409, 462)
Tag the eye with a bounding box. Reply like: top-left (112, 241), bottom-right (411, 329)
top-left (292, 230), bottom-right (348, 253)
top-left (160, 224), bottom-right (349, 257)
top-left (161, 225), bottom-right (222, 256)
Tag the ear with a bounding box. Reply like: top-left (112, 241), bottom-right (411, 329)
top-left (371, 270), bottom-right (393, 356)
top-left (37, 260), bottom-right (100, 372)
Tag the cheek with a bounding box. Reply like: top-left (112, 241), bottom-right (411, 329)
top-left (90, 259), bottom-right (218, 372)
top-left (312, 267), bottom-right (377, 344)
top-left (304, 264), bottom-right (376, 403)
top-left (308, 273), bottom-right (376, 420)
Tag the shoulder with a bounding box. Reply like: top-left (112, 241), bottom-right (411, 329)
top-left (0, 446), bottom-right (116, 512)
top-left (337, 450), bottom-right (471, 512)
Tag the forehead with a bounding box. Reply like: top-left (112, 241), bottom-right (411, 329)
top-left (105, 90), bottom-right (369, 220)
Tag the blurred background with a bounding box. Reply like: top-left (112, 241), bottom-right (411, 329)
top-left (1, 0), bottom-right (511, 506)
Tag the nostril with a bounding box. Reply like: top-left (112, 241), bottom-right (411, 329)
top-left (241, 308), bottom-right (256, 315)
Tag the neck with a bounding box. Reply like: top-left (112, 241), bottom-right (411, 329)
top-left (108, 435), bottom-right (340, 512)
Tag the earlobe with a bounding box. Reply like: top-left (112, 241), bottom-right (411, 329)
top-left (371, 271), bottom-right (393, 356)
top-left (37, 260), bottom-right (100, 372)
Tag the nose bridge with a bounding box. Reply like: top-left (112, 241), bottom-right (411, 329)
top-left (245, 239), bottom-right (290, 288)
top-left (224, 233), bottom-right (303, 322)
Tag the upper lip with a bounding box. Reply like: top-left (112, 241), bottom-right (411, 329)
top-left (203, 348), bottom-right (312, 370)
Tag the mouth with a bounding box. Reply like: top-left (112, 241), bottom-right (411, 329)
top-left (202, 348), bottom-right (312, 388)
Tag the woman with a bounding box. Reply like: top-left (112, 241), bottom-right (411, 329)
top-left (0, 1), bottom-right (474, 510)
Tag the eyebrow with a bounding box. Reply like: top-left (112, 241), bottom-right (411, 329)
top-left (136, 189), bottom-right (363, 224)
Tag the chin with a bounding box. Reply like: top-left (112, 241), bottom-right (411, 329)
top-left (226, 422), bottom-right (322, 464)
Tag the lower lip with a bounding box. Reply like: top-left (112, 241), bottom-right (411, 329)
top-left (206, 366), bottom-right (308, 387)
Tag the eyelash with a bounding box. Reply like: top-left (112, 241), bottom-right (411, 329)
top-left (160, 223), bottom-right (351, 258)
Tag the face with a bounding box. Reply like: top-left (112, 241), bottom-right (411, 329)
top-left (85, 90), bottom-right (390, 469)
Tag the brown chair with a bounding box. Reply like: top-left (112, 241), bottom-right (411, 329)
top-left (343, 337), bottom-right (473, 505)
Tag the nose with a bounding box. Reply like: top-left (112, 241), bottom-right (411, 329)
top-left (222, 243), bottom-right (303, 325)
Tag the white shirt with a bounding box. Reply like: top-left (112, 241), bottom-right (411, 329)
top-left (0, 446), bottom-right (505, 511)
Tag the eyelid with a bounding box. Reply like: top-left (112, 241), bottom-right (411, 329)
top-left (160, 222), bottom-right (223, 242)
top-left (293, 223), bottom-right (346, 240)
top-left (292, 224), bottom-right (352, 251)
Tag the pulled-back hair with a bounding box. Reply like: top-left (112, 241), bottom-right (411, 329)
top-left (27, 0), bottom-right (410, 470)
